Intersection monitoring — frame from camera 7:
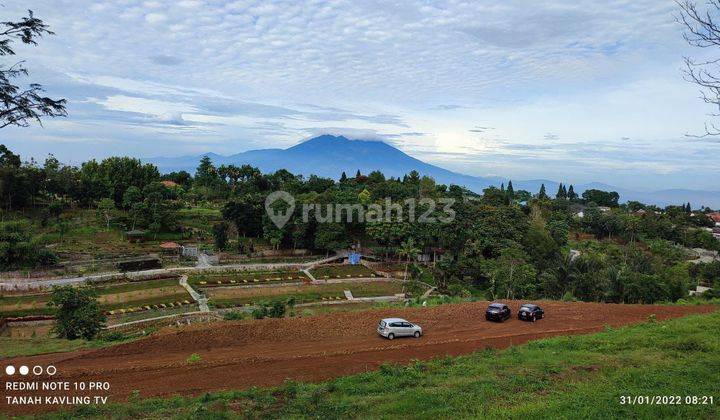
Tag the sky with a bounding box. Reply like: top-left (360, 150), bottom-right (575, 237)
top-left (2, 0), bottom-right (719, 191)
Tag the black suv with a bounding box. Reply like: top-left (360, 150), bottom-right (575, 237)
top-left (517, 303), bottom-right (544, 322)
top-left (485, 303), bottom-right (511, 322)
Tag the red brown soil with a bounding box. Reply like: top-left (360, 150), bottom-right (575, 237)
top-left (1, 301), bottom-right (716, 415)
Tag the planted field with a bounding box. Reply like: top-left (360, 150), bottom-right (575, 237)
top-left (310, 264), bottom-right (376, 279)
top-left (207, 280), bottom-right (403, 308)
top-left (189, 270), bottom-right (308, 287)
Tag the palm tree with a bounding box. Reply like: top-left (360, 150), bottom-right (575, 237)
top-left (398, 238), bottom-right (421, 281)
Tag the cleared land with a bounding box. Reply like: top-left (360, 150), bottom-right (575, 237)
top-left (0, 277), bottom-right (189, 317)
top-left (1, 301), bottom-right (715, 415)
top-left (188, 270), bottom-right (309, 287)
top-left (46, 310), bottom-right (720, 419)
top-left (206, 280), bottom-right (403, 306)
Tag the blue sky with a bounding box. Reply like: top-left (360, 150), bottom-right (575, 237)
top-left (2, 0), bottom-right (719, 191)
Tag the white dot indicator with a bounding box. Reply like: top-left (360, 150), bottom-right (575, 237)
top-left (19, 366), bottom-right (29, 375)
top-left (5, 365), bottom-right (15, 375)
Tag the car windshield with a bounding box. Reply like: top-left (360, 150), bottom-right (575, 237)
top-left (489, 304), bottom-right (503, 309)
top-left (521, 305), bottom-right (535, 310)
top-left (379, 321), bottom-right (386, 327)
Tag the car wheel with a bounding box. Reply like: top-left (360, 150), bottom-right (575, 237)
top-left (414, 331), bottom-right (420, 338)
top-left (388, 333), bottom-right (395, 340)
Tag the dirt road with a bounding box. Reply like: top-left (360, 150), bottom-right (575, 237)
top-left (1, 301), bottom-right (715, 415)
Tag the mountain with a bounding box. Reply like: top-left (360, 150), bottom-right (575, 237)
top-left (144, 135), bottom-right (720, 208)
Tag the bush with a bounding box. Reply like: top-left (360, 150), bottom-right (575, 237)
top-left (251, 306), bottom-right (268, 319)
top-left (187, 353), bottom-right (201, 364)
top-left (98, 331), bottom-right (127, 342)
top-left (251, 300), bottom-right (287, 319)
top-left (561, 291), bottom-right (577, 302)
top-left (223, 311), bottom-right (246, 321)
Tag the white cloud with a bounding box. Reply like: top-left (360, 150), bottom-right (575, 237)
top-left (1, 0), bottom-right (718, 190)
top-left (145, 13), bottom-right (166, 23)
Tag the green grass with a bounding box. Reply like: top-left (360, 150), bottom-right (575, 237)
top-left (47, 310), bottom-right (720, 419)
top-left (208, 281), bottom-right (403, 308)
top-left (310, 264), bottom-right (376, 278)
top-left (188, 270), bottom-right (307, 287)
top-left (0, 336), bottom-right (108, 358)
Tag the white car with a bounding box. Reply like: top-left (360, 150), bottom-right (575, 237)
top-left (377, 318), bottom-right (422, 339)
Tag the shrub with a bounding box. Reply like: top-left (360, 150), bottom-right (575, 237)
top-left (561, 291), bottom-right (577, 302)
top-left (251, 306), bottom-right (268, 319)
top-left (187, 353), bottom-right (201, 364)
top-left (223, 311), bottom-right (246, 321)
top-left (98, 331), bottom-right (127, 342)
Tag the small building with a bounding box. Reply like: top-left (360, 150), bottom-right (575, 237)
top-left (689, 285), bottom-right (712, 296)
top-left (182, 245), bottom-right (199, 258)
top-left (708, 212), bottom-right (720, 227)
top-left (161, 180), bottom-right (179, 188)
top-left (124, 229), bottom-right (146, 243)
top-left (159, 241), bottom-right (182, 254)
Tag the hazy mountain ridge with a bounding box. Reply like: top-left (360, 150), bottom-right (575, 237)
top-left (144, 135), bottom-right (720, 207)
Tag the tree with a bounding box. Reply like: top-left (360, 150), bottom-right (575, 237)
top-left (212, 221), bottom-right (229, 251)
top-left (122, 186), bottom-right (142, 210)
top-left (0, 220), bottom-right (57, 269)
top-left (489, 246), bottom-right (537, 300)
top-left (567, 184), bottom-right (578, 200)
top-left (537, 184), bottom-right (548, 200)
top-left (581, 189), bottom-right (620, 207)
top-left (48, 286), bottom-right (106, 340)
top-left (678, 1), bottom-right (720, 135)
top-left (398, 238), bottom-right (421, 281)
top-left (506, 180), bottom-right (515, 199)
top-left (556, 183), bottom-right (567, 200)
top-left (96, 198), bottom-right (115, 229)
top-left (1, 10), bottom-right (67, 128)
top-left (339, 171), bottom-right (348, 183)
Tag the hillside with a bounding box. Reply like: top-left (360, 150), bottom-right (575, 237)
top-left (50, 310), bottom-right (720, 418)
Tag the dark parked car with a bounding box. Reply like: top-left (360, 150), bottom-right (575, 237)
top-left (518, 304), bottom-right (544, 322)
top-left (485, 303), bottom-right (511, 322)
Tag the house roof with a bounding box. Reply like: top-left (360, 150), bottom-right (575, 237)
top-left (161, 180), bottom-right (179, 188)
top-left (160, 241), bottom-right (182, 249)
top-left (709, 212), bottom-right (720, 223)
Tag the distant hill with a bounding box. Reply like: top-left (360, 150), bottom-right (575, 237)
top-left (144, 135), bottom-right (720, 208)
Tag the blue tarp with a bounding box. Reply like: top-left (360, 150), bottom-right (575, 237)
top-left (348, 252), bottom-right (361, 265)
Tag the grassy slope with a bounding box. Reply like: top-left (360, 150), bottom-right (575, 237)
top-left (208, 281), bottom-right (403, 307)
top-left (0, 336), bottom-right (110, 358)
top-left (47, 311), bottom-right (719, 419)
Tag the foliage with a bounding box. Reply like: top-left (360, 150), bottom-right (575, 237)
top-left (1, 10), bottom-right (66, 129)
top-left (48, 286), bottom-right (106, 340)
top-left (212, 221), bottom-right (229, 251)
top-left (0, 220), bottom-right (57, 269)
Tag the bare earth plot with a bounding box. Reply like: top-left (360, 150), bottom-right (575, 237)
top-left (1, 301), bottom-right (716, 415)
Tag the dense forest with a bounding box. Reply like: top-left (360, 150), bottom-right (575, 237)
top-left (1, 144), bottom-right (718, 303)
